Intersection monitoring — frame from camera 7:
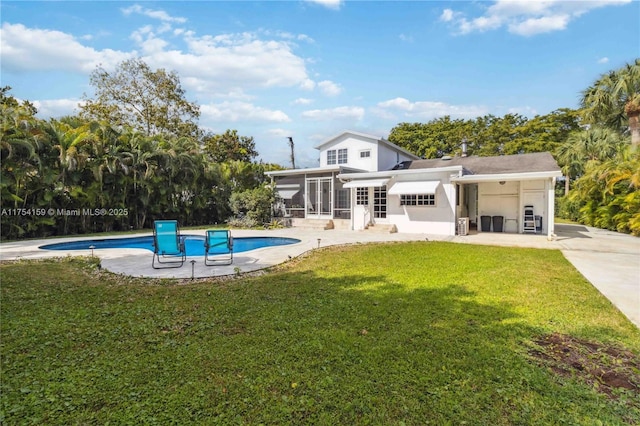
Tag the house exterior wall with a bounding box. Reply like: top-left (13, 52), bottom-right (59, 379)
top-left (317, 133), bottom-right (417, 172)
top-left (385, 171), bottom-right (457, 235)
top-left (377, 145), bottom-right (416, 171)
top-left (318, 134), bottom-right (379, 171)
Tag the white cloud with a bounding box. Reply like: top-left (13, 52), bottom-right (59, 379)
top-left (305, 0), bottom-right (343, 10)
top-left (260, 29), bottom-right (315, 44)
top-left (506, 106), bottom-right (538, 117)
top-left (32, 98), bottom-right (84, 118)
top-left (374, 97), bottom-right (487, 120)
top-left (441, 0), bottom-right (631, 36)
top-left (301, 106), bottom-right (365, 121)
top-left (399, 33), bottom-right (414, 43)
top-left (598, 56), bottom-right (610, 64)
top-left (121, 4), bottom-right (187, 24)
top-left (0, 23), bottom-right (133, 73)
top-left (166, 31), bottom-right (311, 93)
top-left (317, 80), bottom-right (342, 97)
top-left (201, 101), bottom-right (290, 123)
top-left (300, 79), bottom-right (316, 91)
top-left (508, 14), bottom-right (570, 36)
top-left (293, 98), bottom-right (313, 105)
top-left (267, 128), bottom-right (292, 138)
top-left (130, 26), bottom-right (169, 54)
top-left (2, 17), bottom-right (319, 97)
top-left (440, 9), bottom-right (455, 22)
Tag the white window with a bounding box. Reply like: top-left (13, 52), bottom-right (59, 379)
top-left (356, 187), bottom-right (368, 205)
top-left (336, 189), bottom-right (350, 209)
top-left (338, 148), bottom-right (348, 164)
top-left (360, 150), bottom-right (371, 158)
top-left (327, 150), bottom-right (336, 165)
top-left (400, 194), bottom-right (435, 206)
top-left (373, 186), bottom-right (386, 218)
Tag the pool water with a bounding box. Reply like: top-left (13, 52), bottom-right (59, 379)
top-left (39, 235), bottom-right (301, 256)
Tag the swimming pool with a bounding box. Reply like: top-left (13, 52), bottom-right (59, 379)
top-left (39, 235), bottom-right (301, 256)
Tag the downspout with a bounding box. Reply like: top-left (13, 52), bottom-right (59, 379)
top-left (450, 172), bottom-right (461, 236)
top-left (453, 170), bottom-right (463, 236)
top-left (547, 177), bottom-right (556, 240)
top-left (338, 176), bottom-right (355, 230)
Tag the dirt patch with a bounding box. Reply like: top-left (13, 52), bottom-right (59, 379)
top-left (529, 333), bottom-right (640, 399)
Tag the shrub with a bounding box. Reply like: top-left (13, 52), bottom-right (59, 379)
top-left (229, 185), bottom-right (276, 225)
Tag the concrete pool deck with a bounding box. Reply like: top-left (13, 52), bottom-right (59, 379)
top-left (1, 224), bottom-right (638, 328)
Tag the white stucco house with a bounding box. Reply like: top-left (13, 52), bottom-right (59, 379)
top-left (266, 130), bottom-right (563, 239)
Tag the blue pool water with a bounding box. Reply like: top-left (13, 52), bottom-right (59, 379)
top-left (39, 235), bottom-right (301, 256)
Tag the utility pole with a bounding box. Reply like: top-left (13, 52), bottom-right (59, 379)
top-left (287, 137), bottom-right (296, 169)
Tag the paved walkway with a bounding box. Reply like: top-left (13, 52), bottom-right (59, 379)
top-left (1, 224), bottom-right (638, 328)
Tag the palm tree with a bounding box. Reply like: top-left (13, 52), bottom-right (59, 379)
top-left (571, 147), bottom-right (640, 235)
top-left (44, 120), bottom-right (93, 188)
top-left (581, 58), bottom-right (640, 148)
top-left (556, 127), bottom-right (626, 194)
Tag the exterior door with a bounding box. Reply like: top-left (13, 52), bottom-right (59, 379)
top-left (305, 178), bottom-right (333, 219)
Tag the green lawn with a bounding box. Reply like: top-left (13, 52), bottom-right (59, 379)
top-left (2, 242), bottom-right (639, 425)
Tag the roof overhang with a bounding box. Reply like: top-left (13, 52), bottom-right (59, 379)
top-left (451, 170), bottom-right (562, 183)
top-left (313, 130), bottom-right (420, 160)
top-left (338, 165), bottom-right (463, 181)
top-left (388, 180), bottom-right (440, 195)
top-left (266, 166), bottom-right (364, 177)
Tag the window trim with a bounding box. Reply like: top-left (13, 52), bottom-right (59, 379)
top-left (336, 188), bottom-right (350, 209)
top-left (373, 186), bottom-right (387, 219)
top-left (337, 148), bottom-right (348, 164)
top-left (327, 149), bottom-right (336, 165)
top-left (399, 193), bottom-right (436, 207)
top-left (355, 187), bottom-right (369, 206)
top-left (359, 149), bottom-right (371, 158)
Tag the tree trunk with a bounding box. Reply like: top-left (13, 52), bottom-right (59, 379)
top-left (628, 111), bottom-right (640, 150)
top-left (564, 174), bottom-right (570, 196)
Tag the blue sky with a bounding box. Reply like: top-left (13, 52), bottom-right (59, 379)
top-left (1, 0), bottom-right (638, 167)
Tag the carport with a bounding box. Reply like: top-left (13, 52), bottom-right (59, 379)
top-left (453, 171), bottom-right (559, 240)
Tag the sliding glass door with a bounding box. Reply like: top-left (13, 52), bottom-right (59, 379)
top-left (305, 177), bottom-right (333, 219)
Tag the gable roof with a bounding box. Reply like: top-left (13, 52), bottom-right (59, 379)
top-left (393, 152), bottom-right (561, 175)
top-left (314, 130), bottom-right (420, 160)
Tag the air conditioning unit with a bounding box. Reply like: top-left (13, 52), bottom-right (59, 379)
top-left (457, 217), bottom-right (469, 236)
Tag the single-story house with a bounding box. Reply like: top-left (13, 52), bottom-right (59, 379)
top-left (266, 130), bottom-right (562, 239)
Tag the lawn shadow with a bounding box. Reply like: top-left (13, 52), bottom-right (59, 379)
top-left (226, 270), bottom-right (556, 423)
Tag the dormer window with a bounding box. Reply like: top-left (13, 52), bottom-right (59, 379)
top-left (338, 148), bottom-right (348, 164)
top-left (327, 150), bottom-right (337, 165)
top-left (327, 149), bottom-right (348, 165)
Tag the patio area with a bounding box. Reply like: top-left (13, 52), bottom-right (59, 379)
top-left (1, 227), bottom-right (559, 278)
top-left (0, 226), bottom-right (570, 280)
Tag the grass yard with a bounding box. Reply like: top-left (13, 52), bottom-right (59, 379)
top-left (2, 242), bottom-right (639, 425)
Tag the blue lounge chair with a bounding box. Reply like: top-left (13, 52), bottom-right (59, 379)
top-left (152, 220), bottom-right (186, 269)
top-left (204, 230), bottom-right (233, 266)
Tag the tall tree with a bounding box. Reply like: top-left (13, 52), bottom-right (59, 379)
top-left (388, 110), bottom-right (580, 159)
top-left (581, 58), bottom-right (640, 148)
top-left (556, 127), bottom-right (626, 194)
top-left (80, 58), bottom-right (200, 138)
top-left (202, 129), bottom-right (258, 163)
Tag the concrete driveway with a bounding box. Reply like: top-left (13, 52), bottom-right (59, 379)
top-left (552, 224), bottom-right (640, 329)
